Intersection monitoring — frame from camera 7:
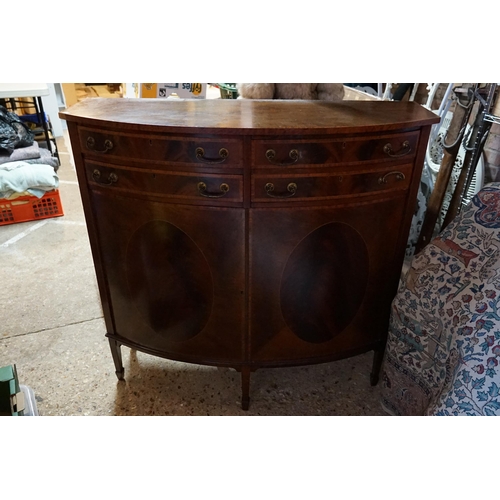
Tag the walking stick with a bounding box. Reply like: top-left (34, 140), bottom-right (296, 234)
top-left (415, 84), bottom-right (477, 253)
top-left (442, 84), bottom-right (496, 228)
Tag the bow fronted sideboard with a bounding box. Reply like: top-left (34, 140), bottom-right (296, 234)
top-left (60, 98), bottom-right (438, 409)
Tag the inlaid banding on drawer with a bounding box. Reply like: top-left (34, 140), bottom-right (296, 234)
top-left (85, 162), bottom-right (243, 203)
top-left (252, 131), bottom-right (419, 168)
top-left (79, 128), bottom-right (243, 167)
top-left (251, 164), bottom-right (413, 202)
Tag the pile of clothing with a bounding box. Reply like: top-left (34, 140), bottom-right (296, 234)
top-left (0, 105), bottom-right (59, 200)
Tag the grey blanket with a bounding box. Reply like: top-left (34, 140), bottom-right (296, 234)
top-left (0, 142), bottom-right (59, 170)
top-left (0, 141), bottom-right (40, 164)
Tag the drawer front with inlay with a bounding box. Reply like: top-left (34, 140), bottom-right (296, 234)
top-left (252, 131), bottom-right (419, 168)
top-left (251, 164), bottom-right (413, 203)
top-left (79, 127), bottom-right (244, 167)
top-left (85, 161), bottom-right (243, 204)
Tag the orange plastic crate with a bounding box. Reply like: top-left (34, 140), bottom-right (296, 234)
top-left (0, 190), bottom-right (64, 226)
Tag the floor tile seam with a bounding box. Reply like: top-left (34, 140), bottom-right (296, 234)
top-left (50, 219), bottom-right (86, 226)
top-left (1, 218), bottom-right (87, 248)
top-left (2, 316), bottom-right (104, 340)
top-left (0, 220), bottom-right (48, 248)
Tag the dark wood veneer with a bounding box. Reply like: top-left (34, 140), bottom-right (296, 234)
top-left (60, 98), bottom-right (438, 409)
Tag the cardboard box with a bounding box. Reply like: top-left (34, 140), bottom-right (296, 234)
top-left (61, 83), bottom-right (79, 107)
top-left (139, 83), bottom-right (206, 99)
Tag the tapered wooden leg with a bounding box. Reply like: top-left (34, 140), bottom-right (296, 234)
top-left (241, 366), bottom-right (251, 410)
top-left (108, 338), bottom-right (125, 380)
top-left (370, 345), bottom-right (385, 386)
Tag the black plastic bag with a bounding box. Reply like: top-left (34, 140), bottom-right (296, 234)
top-left (0, 105), bottom-right (35, 154)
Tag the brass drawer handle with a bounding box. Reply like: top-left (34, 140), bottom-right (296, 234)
top-left (266, 149), bottom-right (299, 166)
top-left (383, 140), bottom-right (411, 158)
top-left (92, 169), bottom-right (118, 185)
top-left (86, 136), bottom-right (114, 153)
top-left (378, 171), bottom-right (405, 184)
top-left (197, 181), bottom-right (230, 198)
top-left (195, 147), bottom-right (229, 164)
top-left (265, 182), bottom-right (297, 198)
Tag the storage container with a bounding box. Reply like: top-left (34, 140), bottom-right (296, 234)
top-left (0, 189), bottom-right (64, 226)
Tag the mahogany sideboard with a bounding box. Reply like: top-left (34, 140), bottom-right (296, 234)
top-left (60, 98), bottom-right (439, 410)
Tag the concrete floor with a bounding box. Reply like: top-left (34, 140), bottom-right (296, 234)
top-left (0, 92), bottom-right (387, 416)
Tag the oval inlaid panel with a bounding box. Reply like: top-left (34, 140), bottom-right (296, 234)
top-left (280, 222), bottom-right (369, 343)
top-left (126, 220), bottom-right (213, 342)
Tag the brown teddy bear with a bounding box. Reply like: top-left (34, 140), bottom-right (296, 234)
top-left (236, 83), bottom-right (345, 101)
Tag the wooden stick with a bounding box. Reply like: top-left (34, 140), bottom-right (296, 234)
top-left (415, 86), bottom-right (475, 253)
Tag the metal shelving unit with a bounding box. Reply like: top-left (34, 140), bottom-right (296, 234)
top-left (0, 83), bottom-right (60, 165)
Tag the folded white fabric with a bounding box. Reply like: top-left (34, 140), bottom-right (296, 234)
top-left (0, 160), bottom-right (59, 198)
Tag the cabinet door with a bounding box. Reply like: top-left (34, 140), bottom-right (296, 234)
top-left (249, 195), bottom-right (407, 365)
top-left (89, 189), bottom-right (245, 365)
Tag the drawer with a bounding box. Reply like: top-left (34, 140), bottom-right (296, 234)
top-left (251, 131), bottom-right (419, 168)
top-left (79, 127), bottom-right (243, 168)
top-left (85, 161), bottom-right (243, 204)
top-left (251, 164), bottom-right (413, 203)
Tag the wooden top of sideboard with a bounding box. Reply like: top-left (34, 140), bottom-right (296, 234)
top-left (59, 98), bottom-right (440, 136)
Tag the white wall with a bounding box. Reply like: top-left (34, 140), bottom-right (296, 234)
top-left (41, 83), bottom-right (65, 137)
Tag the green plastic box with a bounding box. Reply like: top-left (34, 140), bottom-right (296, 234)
top-left (0, 365), bottom-right (25, 416)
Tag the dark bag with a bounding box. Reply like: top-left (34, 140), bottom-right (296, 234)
top-left (0, 105), bottom-right (35, 154)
